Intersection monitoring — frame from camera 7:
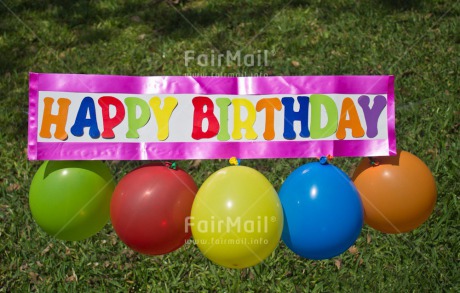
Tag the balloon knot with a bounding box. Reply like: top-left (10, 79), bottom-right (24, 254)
top-left (368, 157), bottom-right (380, 167)
top-left (168, 161), bottom-right (177, 170)
top-left (319, 156), bottom-right (332, 165)
top-left (229, 157), bottom-right (240, 166)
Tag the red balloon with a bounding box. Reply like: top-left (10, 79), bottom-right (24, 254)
top-left (110, 163), bottom-right (197, 255)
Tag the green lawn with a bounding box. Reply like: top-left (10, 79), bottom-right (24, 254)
top-left (1, 0), bottom-right (459, 291)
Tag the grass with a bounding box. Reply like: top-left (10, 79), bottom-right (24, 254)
top-left (0, 0), bottom-right (459, 291)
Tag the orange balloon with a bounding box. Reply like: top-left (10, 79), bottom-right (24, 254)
top-left (352, 150), bottom-right (437, 233)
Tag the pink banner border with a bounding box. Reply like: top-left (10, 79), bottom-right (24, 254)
top-left (387, 76), bottom-right (397, 156)
top-left (28, 73), bottom-right (396, 160)
top-left (29, 73), bottom-right (393, 95)
top-left (34, 140), bottom-right (391, 161)
top-left (28, 73), bottom-right (39, 160)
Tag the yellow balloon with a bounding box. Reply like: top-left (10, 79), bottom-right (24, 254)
top-left (190, 166), bottom-right (283, 269)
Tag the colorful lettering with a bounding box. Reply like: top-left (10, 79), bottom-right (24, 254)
top-left (358, 95), bottom-right (387, 138)
top-left (256, 98), bottom-right (282, 140)
top-left (216, 98), bottom-right (231, 141)
top-left (149, 97), bottom-right (178, 141)
top-left (98, 96), bottom-right (125, 139)
top-left (124, 97), bottom-right (151, 139)
top-left (35, 93), bottom-right (390, 143)
top-left (281, 96), bottom-right (310, 140)
top-left (336, 98), bottom-right (365, 140)
top-left (191, 96), bottom-right (219, 140)
top-left (70, 97), bottom-right (100, 138)
top-left (39, 97), bottom-right (71, 141)
top-left (310, 94), bottom-right (338, 139)
top-left (232, 99), bottom-right (257, 140)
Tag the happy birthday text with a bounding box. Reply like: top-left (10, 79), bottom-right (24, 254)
top-left (38, 94), bottom-right (387, 142)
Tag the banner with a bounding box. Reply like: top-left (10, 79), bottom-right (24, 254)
top-left (28, 73), bottom-right (396, 160)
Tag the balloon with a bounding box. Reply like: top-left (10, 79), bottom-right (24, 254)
top-left (110, 163), bottom-right (197, 255)
top-left (279, 161), bottom-right (363, 260)
top-left (190, 166), bottom-right (283, 269)
top-left (352, 150), bottom-right (437, 233)
top-left (29, 161), bottom-right (115, 241)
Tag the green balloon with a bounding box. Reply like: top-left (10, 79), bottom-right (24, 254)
top-left (29, 161), bottom-right (115, 241)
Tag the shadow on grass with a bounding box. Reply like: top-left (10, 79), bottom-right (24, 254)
top-left (0, 0), bottom-right (450, 141)
top-left (1, 0), bottom-right (314, 47)
top-left (374, 0), bottom-right (426, 11)
top-left (2, 0), bottom-right (431, 77)
top-left (0, 1), bottom-right (288, 142)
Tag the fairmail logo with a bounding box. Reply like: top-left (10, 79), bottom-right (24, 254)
top-left (185, 215), bottom-right (277, 233)
top-left (184, 50), bottom-right (270, 67)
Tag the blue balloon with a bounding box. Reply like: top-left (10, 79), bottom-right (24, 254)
top-left (279, 161), bottom-right (364, 260)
